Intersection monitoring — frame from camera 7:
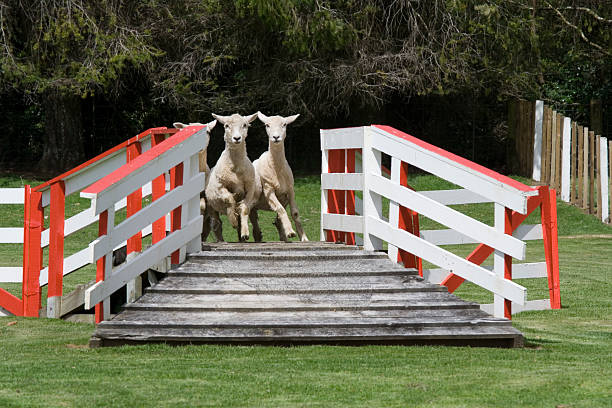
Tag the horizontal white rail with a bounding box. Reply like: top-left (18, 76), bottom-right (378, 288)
top-left (0, 188), bottom-right (24, 204)
top-left (420, 224), bottom-right (542, 246)
top-left (368, 174), bottom-right (526, 259)
top-left (321, 173), bottom-right (363, 191)
top-left (0, 266), bottom-right (22, 283)
top-left (320, 127), bottom-right (364, 150)
top-left (370, 126), bottom-right (538, 214)
top-left (419, 189), bottom-right (490, 205)
top-left (0, 228), bottom-right (23, 244)
top-left (368, 216), bottom-right (526, 304)
top-left (89, 174), bottom-right (204, 262)
top-left (481, 299), bottom-right (551, 315)
top-left (85, 216), bottom-right (202, 309)
top-left (423, 262), bottom-right (547, 284)
top-left (321, 214), bottom-right (364, 234)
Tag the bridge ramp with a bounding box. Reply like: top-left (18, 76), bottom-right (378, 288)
top-left (90, 242), bottom-right (523, 347)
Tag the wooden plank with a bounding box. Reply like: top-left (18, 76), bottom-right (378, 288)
top-left (0, 228), bottom-right (23, 244)
top-left (367, 216), bottom-right (527, 304)
top-left (321, 214), bottom-right (364, 234)
top-left (481, 299), bottom-right (551, 315)
top-left (59, 280), bottom-right (96, 317)
top-left (85, 216), bottom-right (203, 309)
top-left (362, 127), bottom-right (383, 250)
top-left (0, 267), bottom-right (22, 283)
top-left (511, 262), bottom-right (548, 279)
top-left (372, 126), bottom-right (537, 214)
top-left (90, 173), bottom-right (204, 262)
top-left (320, 144), bottom-right (329, 241)
top-left (418, 189), bottom-right (490, 205)
top-left (571, 122), bottom-right (578, 204)
top-left (561, 117), bottom-right (571, 202)
top-left (83, 128), bottom-right (207, 214)
top-left (582, 127), bottom-right (590, 208)
top-left (367, 174), bottom-right (526, 259)
top-left (589, 130), bottom-right (596, 213)
top-left (320, 127), bottom-right (364, 150)
top-left (320, 173), bottom-right (363, 191)
top-left (512, 224), bottom-right (543, 241)
top-left (610, 140), bottom-right (612, 223)
top-left (0, 188), bottom-right (24, 204)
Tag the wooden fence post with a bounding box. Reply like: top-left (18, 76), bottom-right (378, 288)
top-left (589, 131), bottom-right (596, 213)
top-left (126, 140), bottom-right (143, 303)
top-left (327, 149), bottom-right (346, 243)
top-left (600, 137), bottom-right (609, 223)
top-left (571, 122), bottom-right (578, 204)
top-left (532, 100), bottom-right (544, 181)
top-left (582, 127), bottom-right (589, 209)
top-left (362, 126), bottom-right (383, 251)
top-left (151, 133), bottom-right (167, 244)
top-left (47, 180), bottom-right (65, 318)
top-left (95, 209), bottom-right (114, 324)
top-left (22, 187), bottom-right (43, 317)
top-left (561, 117), bottom-right (571, 202)
top-left (170, 162), bottom-right (184, 264)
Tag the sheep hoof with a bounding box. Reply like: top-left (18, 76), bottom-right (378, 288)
top-left (287, 230), bottom-right (296, 239)
top-left (301, 236), bottom-right (309, 242)
top-left (241, 234), bottom-right (249, 242)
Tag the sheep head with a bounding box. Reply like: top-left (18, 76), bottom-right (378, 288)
top-left (211, 113), bottom-right (257, 147)
top-left (257, 112), bottom-right (300, 145)
top-left (173, 120), bottom-right (217, 149)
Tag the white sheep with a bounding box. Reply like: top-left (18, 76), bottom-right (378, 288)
top-left (205, 113), bottom-right (261, 242)
top-left (173, 121), bottom-right (223, 242)
top-left (252, 112), bottom-right (308, 242)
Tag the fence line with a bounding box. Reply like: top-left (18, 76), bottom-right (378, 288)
top-left (514, 99), bottom-right (610, 223)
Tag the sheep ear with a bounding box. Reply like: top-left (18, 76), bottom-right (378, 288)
top-left (284, 114), bottom-right (300, 125)
top-left (246, 113), bottom-right (258, 123)
top-left (211, 113), bottom-right (228, 124)
top-left (173, 122), bottom-right (187, 129)
top-left (206, 119), bottom-right (217, 131)
top-left (257, 112), bottom-right (269, 124)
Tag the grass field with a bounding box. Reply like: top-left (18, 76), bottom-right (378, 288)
top-left (1, 173), bottom-right (612, 407)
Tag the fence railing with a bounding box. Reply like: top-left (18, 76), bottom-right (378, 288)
top-left (0, 125), bottom-right (209, 320)
top-left (82, 125), bottom-right (207, 323)
top-left (0, 188), bottom-right (25, 316)
top-left (513, 99), bottom-right (610, 223)
top-left (320, 125), bottom-right (561, 319)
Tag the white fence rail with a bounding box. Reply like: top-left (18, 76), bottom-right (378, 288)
top-left (82, 125), bottom-right (207, 322)
top-left (320, 125), bottom-right (556, 318)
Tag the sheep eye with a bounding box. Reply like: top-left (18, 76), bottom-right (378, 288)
top-left (265, 124), bottom-right (270, 128)
top-left (282, 123), bottom-right (286, 127)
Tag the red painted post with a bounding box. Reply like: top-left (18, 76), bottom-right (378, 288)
top-left (503, 206), bottom-right (513, 319)
top-left (548, 189), bottom-right (561, 309)
top-left (345, 149), bottom-right (357, 245)
top-left (326, 149), bottom-right (346, 242)
top-left (412, 210), bottom-right (423, 277)
top-left (398, 161), bottom-right (417, 268)
top-left (151, 133), bottom-right (167, 244)
top-left (170, 162), bottom-right (183, 264)
top-left (95, 210), bottom-right (108, 324)
top-left (126, 141), bottom-right (143, 255)
top-left (22, 187), bottom-right (43, 317)
top-left (47, 180), bottom-right (66, 318)
top-left (540, 187), bottom-right (561, 309)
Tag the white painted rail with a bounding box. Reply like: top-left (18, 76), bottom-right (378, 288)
top-left (319, 125), bottom-right (551, 318)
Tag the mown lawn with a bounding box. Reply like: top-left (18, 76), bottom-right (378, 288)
top-left (1, 173), bottom-right (611, 407)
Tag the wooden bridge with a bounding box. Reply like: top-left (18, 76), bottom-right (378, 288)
top-left (90, 242), bottom-right (523, 348)
top-left (0, 124), bottom-right (561, 349)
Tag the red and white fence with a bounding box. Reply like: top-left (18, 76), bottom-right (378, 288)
top-left (0, 125), bottom-right (208, 321)
top-left (320, 125), bottom-right (561, 319)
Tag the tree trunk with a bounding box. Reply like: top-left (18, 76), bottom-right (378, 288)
top-left (39, 89), bottom-right (85, 174)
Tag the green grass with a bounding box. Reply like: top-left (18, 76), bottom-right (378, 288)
top-left (1, 173), bottom-right (612, 407)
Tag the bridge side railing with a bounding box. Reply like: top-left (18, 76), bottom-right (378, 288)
top-left (81, 125), bottom-right (207, 323)
top-left (0, 127), bottom-right (181, 317)
top-left (321, 125), bottom-right (561, 319)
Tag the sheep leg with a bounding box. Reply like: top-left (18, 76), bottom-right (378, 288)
top-left (210, 210), bottom-right (224, 242)
top-left (249, 210), bottom-right (263, 242)
top-left (264, 187), bottom-right (296, 239)
top-left (288, 188), bottom-right (308, 242)
top-left (237, 202), bottom-right (250, 241)
top-left (273, 215), bottom-right (288, 242)
top-left (200, 195), bottom-right (211, 242)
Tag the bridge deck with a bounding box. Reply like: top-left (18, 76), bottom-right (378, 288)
top-left (89, 242), bottom-right (523, 347)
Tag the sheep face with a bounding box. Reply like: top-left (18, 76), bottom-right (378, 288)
top-left (257, 112), bottom-right (299, 145)
top-left (212, 113), bottom-right (257, 146)
top-left (173, 120), bottom-right (217, 149)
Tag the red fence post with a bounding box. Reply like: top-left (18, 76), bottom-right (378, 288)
top-left (397, 161), bottom-right (423, 273)
top-left (540, 186), bottom-right (561, 309)
top-left (47, 180), bottom-right (66, 318)
top-left (170, 162), bottom-right (184, 264)
top-left (345, 149), bottom-right (357, 245)
top-left (22, 187), bottom-right (43, 317)
top-left (126, 141), bottom-right (143, 254)
top-left (503, 206), bottom-right (513, 319)
top-left (327, 149), bottom-right (346, 242)
top-left (95, 210), bottom-right (108, 324)
top-left (151, 133), bottom-right (167, 244)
